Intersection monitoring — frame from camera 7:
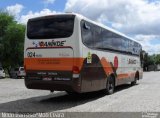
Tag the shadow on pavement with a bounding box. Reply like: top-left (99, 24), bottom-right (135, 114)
top-left (114, 83), bottom-right (138, 93)
top-left (0, 83), bottom-right (135, 113)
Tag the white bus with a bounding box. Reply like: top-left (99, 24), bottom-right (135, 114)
top-left (24, 13), bottom-right (143, 94)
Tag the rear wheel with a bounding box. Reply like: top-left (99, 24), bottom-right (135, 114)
top-left (131, 75), bottom-right (138, 86)
top-left (104, 76), bottom-right (115, 95)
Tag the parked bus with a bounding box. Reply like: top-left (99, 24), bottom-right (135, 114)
top-left (24, 13), bottom-right (143, 94)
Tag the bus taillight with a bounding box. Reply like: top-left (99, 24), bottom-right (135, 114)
top-left (72, 66), bottom-right (80, 78)
top-left (72, 66), bottom-right (80, 74)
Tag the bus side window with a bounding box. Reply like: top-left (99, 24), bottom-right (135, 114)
top-left (81, 21), bottom-right (94, 48)
top-left (102, 29), bottom-right (114, 50)
top-left (111, 33), bottom-right (122, 51)
top-left (94, 25), bottom-right (103, 48)
top-left (121, 38), bottom-right (128, 52)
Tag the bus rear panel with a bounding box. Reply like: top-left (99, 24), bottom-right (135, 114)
top-left (24, 14), bottom-right (83, 93)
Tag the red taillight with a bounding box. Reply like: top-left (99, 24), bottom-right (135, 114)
top-left (72, 66), bottom-right (80, 74)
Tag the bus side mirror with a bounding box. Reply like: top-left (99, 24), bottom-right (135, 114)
top-left (84, 22), bottom-right (90, 30)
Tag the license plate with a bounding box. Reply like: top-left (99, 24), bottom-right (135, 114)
top-left (43, 77), bottom-right (52, 81)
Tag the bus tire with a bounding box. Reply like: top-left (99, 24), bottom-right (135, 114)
top-left (104, 75), bottom-right (115, 95)
top-left (131, 74), bottom-right (138, 86)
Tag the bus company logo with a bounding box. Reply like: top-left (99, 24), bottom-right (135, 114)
top-left (32, 41), bottom-right (39, 47)
top-left (33, 40), bottom-right (66, 47)
top-left (114, 56), bottom-right (118, 70)
top-left (39, 40), bottom-right (66, 47)
top-left (128, 59), bottom-right (136, 64)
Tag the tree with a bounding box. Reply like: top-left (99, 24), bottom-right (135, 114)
top-left (0, 11), bottom-right (14, 61)
top-left (3, 23), bottom-right (25, 68)
top-left (0, 10), bottom-right (25, 70)
top-left (143, 53), bottom-right (156, 71)
top-left (155, 54), bottom-right (160, 64)
top-left (0, 11), bottom-right (14, 38)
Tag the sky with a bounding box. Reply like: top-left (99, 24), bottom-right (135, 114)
top-left (0, 0), bottom-right (160, 54)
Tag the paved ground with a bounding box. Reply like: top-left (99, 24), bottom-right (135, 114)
top-left (0, 71), bottom-right (160, 113)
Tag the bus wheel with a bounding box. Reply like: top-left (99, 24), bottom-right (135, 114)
top-left (104, 76), bottom-right (115, 95)
top-left (131, 76), bottom-right (138, 86)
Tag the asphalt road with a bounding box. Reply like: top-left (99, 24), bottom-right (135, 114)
top-left (0, 71), bottom-right (160, 114)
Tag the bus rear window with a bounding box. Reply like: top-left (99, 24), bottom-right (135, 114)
top-left (27, 15), bottom-right (75, 39)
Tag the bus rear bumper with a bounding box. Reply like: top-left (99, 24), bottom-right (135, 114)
top-left (24, 78), bottom-right (81, 93)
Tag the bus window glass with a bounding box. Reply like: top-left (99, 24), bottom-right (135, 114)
top-left (102, 30), bottom-right (114, 50)
top-left (94, 26), bottom-right (103, 48)
top-left (81, 19), bottom-right (142, 56)
top-left (112, 33), bottom-right (122, 51)
top-left (133, 42), bottom-right (141, 55)
top-left (81, 21), bottom-right (94, 48)
top-left (128, 40), bottom-right (134, 54)
top-left (121, 38), bottom-right (128, 52)
top-left (27, 15), bottom-right (75, 39)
